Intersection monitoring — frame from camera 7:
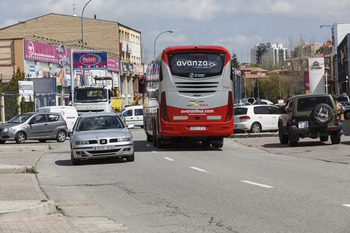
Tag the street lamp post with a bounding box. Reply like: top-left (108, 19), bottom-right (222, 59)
top-left (154, 30), bottom-right (173, 57)
top-left (81, 0), bottom-right (92, 50)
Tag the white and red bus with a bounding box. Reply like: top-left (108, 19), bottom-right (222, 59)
top-left (142, 45), bottom-right (233, 148)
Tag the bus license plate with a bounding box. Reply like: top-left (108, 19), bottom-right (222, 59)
top-left (94, 145), bottom-right (114, 151)
top-left (190, 126), bottom-right (206, 130)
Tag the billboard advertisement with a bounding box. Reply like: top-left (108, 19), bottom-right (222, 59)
top-left (73, 51), bottom-right (108, 70)
top-left (24, 40), bottom-right (71, 65)
top-left (308, 58), bottom-right (325, 94)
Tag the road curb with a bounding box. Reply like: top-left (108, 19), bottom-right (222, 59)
top-left (229, 132), bottom-right (278, 138)
top-left (0, 200), bottom-right (56, 222)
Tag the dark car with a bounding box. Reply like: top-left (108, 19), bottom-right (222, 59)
top-left (278, 94), bottom-right (342, 147)
top-left (0, 112), bottom-right (68, 144)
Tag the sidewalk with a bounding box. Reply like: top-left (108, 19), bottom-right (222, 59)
top-left (0, 142), bottom-right (78, 232)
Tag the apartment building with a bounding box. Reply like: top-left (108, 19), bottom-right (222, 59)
top-left (251, 43), bottom-right (288, 65)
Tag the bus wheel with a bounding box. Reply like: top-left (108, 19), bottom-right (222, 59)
top-left (202, 138), bottom-right (211, 147)
top-left (146, 133), bottom-right (153, 142)
top-left (152, 126), bottom-right (158, 148)
top-left (212, 137), bottom-right (223, 149)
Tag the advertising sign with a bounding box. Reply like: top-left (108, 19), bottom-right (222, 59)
top-left (24, 40), bottom-right (71, 65)
top-left (308, 58), bottom-right (325, 94)
top-left (108, 57), bottom-right (120, 72)
top-left (73, 51), bottom-right (108, 70)
top-left (18, 81), bottom-right (34, 102)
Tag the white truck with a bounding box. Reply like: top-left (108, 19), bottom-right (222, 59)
top-left (72, 77), bottom-right (114, 115)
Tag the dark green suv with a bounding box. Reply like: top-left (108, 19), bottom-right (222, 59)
top-left (278, 94), bottom-right (342, 147)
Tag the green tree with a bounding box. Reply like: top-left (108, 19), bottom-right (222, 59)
top-left (3, 67), bottom-right (25, 93)
top-left (260, 73), bottom-right (287, 103)
top-left (231, 53), bottom-right (240, 69)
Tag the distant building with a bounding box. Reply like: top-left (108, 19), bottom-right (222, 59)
top-left (250, 43), bottom-right (288, 65)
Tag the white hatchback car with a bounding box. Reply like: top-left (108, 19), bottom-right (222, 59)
top-left (234, 105), bottom-right (282, 133)
top-left (121, 105), bottom-right (143, 127)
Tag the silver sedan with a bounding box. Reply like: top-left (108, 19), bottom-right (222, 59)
top-left (70, 112), bottom-right (134, 165)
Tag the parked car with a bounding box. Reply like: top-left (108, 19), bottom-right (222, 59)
top-left (234, 105), bottom-right (282, 133)
top-left (70, 112), bottom-right (134, 165)
top-left (121, 105), bottom-right (143, 127)
top-left (278, 93), bottom-right (342, 147)
top-left (37, 106), bottom-right (78, 133)
top-left (0, 112), bottom-right (67, 144)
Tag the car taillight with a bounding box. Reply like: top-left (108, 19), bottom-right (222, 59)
top-left (160, 91), bottom-right (169, 122)
top-left (225, 91), bottom-right (233, 121)
top-left (239, 116), bottom-right (250, 120)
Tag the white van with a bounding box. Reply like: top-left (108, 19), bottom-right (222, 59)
top-left (121, 105), bottom-right (144, 127)
top-left (37, 106), bottom-right (78, 133)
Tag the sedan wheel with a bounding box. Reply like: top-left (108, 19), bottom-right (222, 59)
top-left (15, 132), bottom-right (26, 144)
top-left (250, 122), bottom-right (262, 133)
top-left (71, 151), bottom-right (81, 165)
top-left (126, 153), bottom-right (135, 162)
top-left (56, 130), bottom-right (66, 142)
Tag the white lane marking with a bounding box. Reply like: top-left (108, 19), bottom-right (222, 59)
top-left (241, 180), bottom-right (274, 189)
top-left (342, 204), bottom-right (350, 208)
top-left (190, 167), bottom-right (208, 173)
top-left (164, 157), bottom-right (174, 161)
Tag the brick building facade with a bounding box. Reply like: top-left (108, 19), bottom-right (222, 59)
top-left (0, 13), bottom-right (142, 106)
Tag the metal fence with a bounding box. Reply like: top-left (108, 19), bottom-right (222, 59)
top-left (0, 93), bottom-right (57, 123)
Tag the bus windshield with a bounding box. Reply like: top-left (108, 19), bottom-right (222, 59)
top-left (168, 52), bottom-right (225, 78)
top-left (74, 89), bottom-right (108, 103)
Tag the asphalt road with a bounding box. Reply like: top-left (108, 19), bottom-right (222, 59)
top-left (36, 126), bottom-right (350, 233)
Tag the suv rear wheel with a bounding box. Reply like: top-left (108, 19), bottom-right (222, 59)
top-left (331, 131), bottom-right (341, 144)
top-left (288, 127), bottom-right (298, 147)
top-left (278, 124), bottom-right (288, 144)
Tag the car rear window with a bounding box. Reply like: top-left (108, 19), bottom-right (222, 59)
top-left (297, 96), bottom-right (333, 112)
top-left (234, 107), bottom-right (247, 115)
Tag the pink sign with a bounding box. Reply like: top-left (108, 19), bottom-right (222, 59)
top-left (24, 40), bottom-right (71, 65)
top-left (108, 57), bottom-right (120, 72)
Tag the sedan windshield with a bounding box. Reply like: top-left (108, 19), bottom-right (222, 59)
top-left (8, 113), bottom-right (34, 123)
top-left (76, 116), bottom-right (125, 131)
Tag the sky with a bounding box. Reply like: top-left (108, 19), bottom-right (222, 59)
top-left (1, 0), bottom-right (349, 63)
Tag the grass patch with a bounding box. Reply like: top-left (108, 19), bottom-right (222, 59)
top-left (26, 166), bottom-right (38, 174)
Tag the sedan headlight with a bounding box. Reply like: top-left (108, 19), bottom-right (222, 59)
top-left (118, 137), bottom-right (131, 142)
top-left (3, 127), bottom-right (12, 132)
top-left (75, 141), bottom-right (90, 145)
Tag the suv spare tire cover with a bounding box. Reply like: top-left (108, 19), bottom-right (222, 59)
top-left (311, 103), bottom-right (333, 125)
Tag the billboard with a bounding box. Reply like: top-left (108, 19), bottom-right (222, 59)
top-left (18, 81), bottom-right (34, 102)
top-left (24, 40), bottom-right (71, 65)
top-left (73, 51), bottom-right (108, 70)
